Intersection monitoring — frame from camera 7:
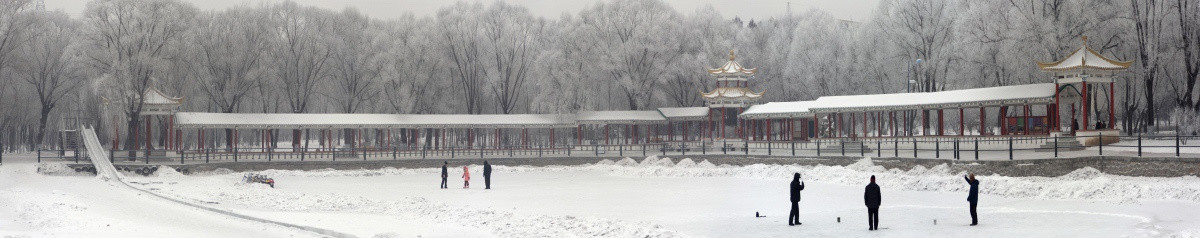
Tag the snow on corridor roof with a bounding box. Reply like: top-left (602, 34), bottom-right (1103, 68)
top-left (576, 111), bottom-right (667, 124)
top-left (739, 83), bottom-right (1057, 119)
top-left (740, 101), bottom-right (821, 119)
top-left (174, 112), bottom-right (577, 129)
top-left (656, 107), bottom-right (710, 121)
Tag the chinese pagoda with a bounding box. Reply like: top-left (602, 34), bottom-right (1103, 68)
top-left (701, 50), bottom-right (764, 139)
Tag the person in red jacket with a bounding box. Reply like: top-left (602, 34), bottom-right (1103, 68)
top-left (462, 166), bottom-right (471, 189)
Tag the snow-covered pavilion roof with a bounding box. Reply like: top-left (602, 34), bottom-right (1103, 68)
top-left (707, 50), bottom-right (756, 76)
top-left (174, 112), bottom-right (578, 129)
top-left (576, 111), bottom-right (667, 125)
top-left (143, 88), bottom-right (182, 105)
top-left (656, 107), bottom-right (709, 121)
top-left (700, 87), bottom-right (764, 100)
top-left (1036, 36), bottom-right (1132, 72)
top-left (737, 83), bottom-right (1057, 119)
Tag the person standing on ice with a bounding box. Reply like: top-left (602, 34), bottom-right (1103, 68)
top-left (964, 173), bottom-right (980, 226)
top-left (462, 166), bottom-right (471, 189)
top-left (788, 172), bottom-right (805, 226)
top-left (441, 161), bottom-right (449, 189)
top-left (483, 161), bottom-right (492, 189)
top-left (864, 175), bottom-right (881, 230)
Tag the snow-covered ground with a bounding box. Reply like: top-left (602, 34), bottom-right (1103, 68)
top-left (5, 153), bottom-right (1200, 237)
top-left (0, 154), bottom-right (318, 237)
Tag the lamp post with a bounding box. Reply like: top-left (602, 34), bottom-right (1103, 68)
top-left (908, 59), bottom-right (922, 93)
top-left (906, 59), bottom-right (921, 136)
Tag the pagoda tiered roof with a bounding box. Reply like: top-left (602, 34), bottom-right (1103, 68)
top-left (143, 87), bottom-right (183, 105)
top-left (700, 87), bottom-right (764, 100)
top-left (707, 50), bottom-right (757, 76)
top-left (1036, 36), bottom-right (1132, 72)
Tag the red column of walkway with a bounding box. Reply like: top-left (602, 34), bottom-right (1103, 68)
top-left (959, 108), bottom-right (965, 136)
top-left (889, 112), bottom-right (896, 137)
top-left (145, 116), bottom-right (152, 150)
top-left (937, 109), bottom-right (945, 136)
top-left (920, 110), bottom-right (928, 136)
top-left (1109, 82), bottom-right (1115, 129)
top-left (1082, 81), bottom-right (1089, 130)
top-left (861, 112), bottom-right (867, 138)
top-left (837, 113), bottom-right (843, 138)
top-left (166, 116), bottom-right (172, 150)
top-left (626, 125), bottom-right (632, 144)
top-left (198, 129), bottom-right (205, 150)
top-left (604, 125), bottom-right (610, 144)
top-left (979, 107), bottom-right (986, 135)
top-left (813, 115), bottom-right (820, 139)
top-left (718, 109), bottom-right (724, 139)
top-left (1001, 106), bottom-right (1009, 135)
top-left (1024, 105), bottom-right (1031, 135)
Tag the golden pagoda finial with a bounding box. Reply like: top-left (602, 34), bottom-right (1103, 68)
top-left (1082, 35), bottom-right (1087, 46)
top-left (729, 50), bottom-right (735, 61)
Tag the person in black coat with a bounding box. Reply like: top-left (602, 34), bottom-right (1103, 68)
top-left (965, 173), bottom-right (980, 226)
top-left (864, 175), bottom-right (882, 230)
top-left (788, 172), bottom-right (805, 226)
top-left (483, 161), bottom-right (492, 189)
top-left (441, 161), bottom-right (449, 189)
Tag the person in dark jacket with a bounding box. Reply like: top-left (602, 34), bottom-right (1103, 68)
top-left (864, 175), bottom-right (882, 230)
top-left (440, 161), bottom-right (449, 189)
top-left (965, 173), bottom-right (980, 226)
top-left (483, 161), bottom-right (492, 189)
top-left (788, 172), bottom-right (805, 226)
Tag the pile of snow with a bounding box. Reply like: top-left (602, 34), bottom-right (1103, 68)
top-left (155, 166), bottom-right (186, 178)
top-left (614, 157), bottom-right (639, 166)
top-left (192, 168), bottom-right (235, 176)
top-left (638, 156), bottom-right (675, 167)
top-left (35, 163), bottom-right (86, 176)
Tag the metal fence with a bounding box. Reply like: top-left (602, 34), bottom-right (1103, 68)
top-left (37, 134), bottom-right (1200, 165)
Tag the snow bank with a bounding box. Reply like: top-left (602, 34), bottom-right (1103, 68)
top-left (155, 166), bottom-right (186, 178)
top-left (36, 163), bottom-right (87, 176)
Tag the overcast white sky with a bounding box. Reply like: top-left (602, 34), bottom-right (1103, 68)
top-left (45, 0), bottom-right (880, 22)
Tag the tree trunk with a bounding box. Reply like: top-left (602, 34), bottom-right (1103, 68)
top-left (35, 106), bottom-right (51, 147)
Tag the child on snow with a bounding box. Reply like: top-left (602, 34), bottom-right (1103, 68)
top-left (462, 166), bottom-right (471, 189)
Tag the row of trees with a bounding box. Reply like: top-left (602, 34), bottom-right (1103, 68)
top-left (0, 0), bottom-right (1196, 151)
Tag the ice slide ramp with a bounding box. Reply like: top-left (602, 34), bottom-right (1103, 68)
top-left (79, 125), bottom-right (123, 181)
top-left (77, 126), bottom-right (356, 238)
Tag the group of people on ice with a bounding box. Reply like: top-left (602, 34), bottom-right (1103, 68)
top-left (441, 160), bottom-right (493, 189)
top-left (788, 172), bottom-right (981, 230)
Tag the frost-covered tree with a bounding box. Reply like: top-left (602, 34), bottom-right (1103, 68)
top-left (272, 2), bottom-right (332, 114)
top-left (578, 0), bottom-right (684, 110)
top-left (381, 16), bottom-right (443, 114)
top-left (482, 2), bottom-right (541, 114)
top-left (194, 7), bottom-right (271, 114)
top-left (84, 0), bottom-right (196, 151)
top-left (17, 11), bottom-right (84, 146)
top-left (329, 9), bottom-right (386, 114)
top-left (437, 2), bottom-right (488, 114)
